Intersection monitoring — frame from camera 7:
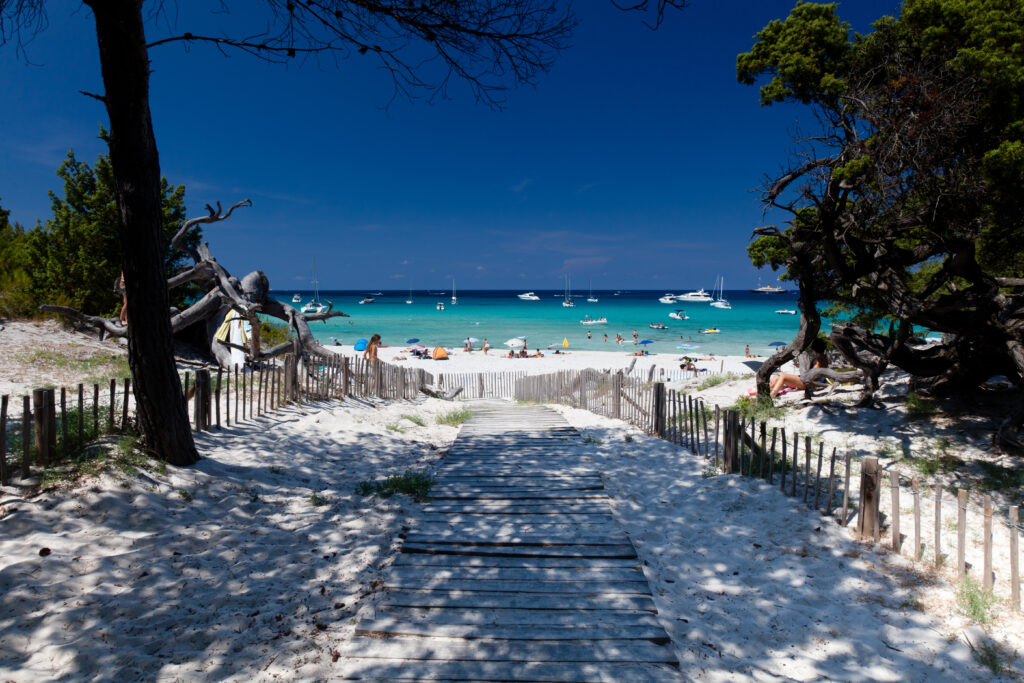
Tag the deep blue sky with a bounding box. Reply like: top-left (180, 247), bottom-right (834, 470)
top-left (0, 1), bottom-right (899, 291)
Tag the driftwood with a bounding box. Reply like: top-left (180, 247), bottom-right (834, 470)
top-left (41, 200), bottom-right (348, 370)
top-left (420, 386), bottom-right (464, 401)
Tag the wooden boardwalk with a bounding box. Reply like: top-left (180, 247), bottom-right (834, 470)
top-left (338, 402), bottom-right (682, 681)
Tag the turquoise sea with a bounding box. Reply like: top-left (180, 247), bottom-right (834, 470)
top-left (274, 289), bottom-right (803, 358)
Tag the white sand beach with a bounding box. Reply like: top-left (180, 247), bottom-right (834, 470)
top-left (1, 322), bottom-right (1021, 679)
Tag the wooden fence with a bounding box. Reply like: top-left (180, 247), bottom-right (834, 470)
top-left (514, 370), bottom-right (1022, 613)
top-left (436, 371), bottom-right (524, 400)
top-left (0, 353), bottom-right (430, 485)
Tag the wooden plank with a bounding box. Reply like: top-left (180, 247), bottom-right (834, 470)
top-left (393, 554), bottom-right (641, 570)
top-left (365, 605), bottom-right (661, 627)
top-left (403, 533), bottom-right (630, 546)
top-left (387, 566), bottom-right (646, 583)
top-left (335, 637), bottom-right (675, 663)
top-left (355, 620), bottom-right (669, 642)
top-left (401, 543), bottom-right (637, 558)
top-left (410, 522), bottom-right (621, 535)
top-left (427, 491), bottom-right (610, 501)
top-left (383, 578), bottom-right (652, 595)
top-left (335, 659), bottom-right (684, 682)
top-left (419, 503), bottom-right (612, 515)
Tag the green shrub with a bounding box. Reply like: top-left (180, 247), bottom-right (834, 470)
top-left (731, 395), bottom-right (786, 422)
top-left (957, 575), bottom-right (997, 624)
top-left (905, 392), bottom-right (938, 419)
top-left (356, 470), bottom-right (435, 502)
top-left (697, 372), bottom-right (741, 391)
top-left (437, 408), bottom-right (473, 426)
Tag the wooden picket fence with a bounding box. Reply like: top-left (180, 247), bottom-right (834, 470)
top-left (0, 353), bottom-right (431, 485)
top-left (436, 371), bottom-right (525, 400)
top-left (514, 369), bottom-right (1022, 613)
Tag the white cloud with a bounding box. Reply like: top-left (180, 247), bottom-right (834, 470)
top-left (510, 178), bottom-right (531, 193)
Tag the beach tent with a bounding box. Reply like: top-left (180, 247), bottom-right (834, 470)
top-left (353, 338), bottom-right (368, 352)
top-left (432, 346), bottom-right (449, 360)
top-left (562, 337), bottom-right (569, 348)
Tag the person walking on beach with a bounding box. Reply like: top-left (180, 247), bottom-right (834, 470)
top-left (632, 329), bottom-right (638, 343)
top-left (364, 334), bottom-right (381, 362)
top-left (482, 338), bottom-right (490, 355)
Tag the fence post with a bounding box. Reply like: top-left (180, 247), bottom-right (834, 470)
top-left (857, 456), bottom-right (880, 540)
top-left (722, 409), bottom-right (739, 473)
top-left (652, 382), bottom-right (666, 437)
top-left (215, 369), bottom-right (223, 429)
top-left (0, 395), bottom-right (8, 485)
top-left (197, 369), bottom-right (212, 431)
top-left (957, 490), bottom-right (967, 578)
top-left (121, 378), bottom-right (130, 432)
top-left (77, 383), bottom-right (84, 449)
top-left (60, 387), bottom-right (68, 457)
top-left (912, 477), bottom-right (921, 560)
top-left (45, 388), bottom-right (57, 462)
top-left (22, 396), bottom-right (31, 478)
top-left (983, 496), bottom-right (993, 591)
top-left (109, 378), bottom-right (116, 433)
top-left (1011, 506), bottom-right (1020, 613)
top-left (32, 389), bottom-right (49, 467)
top-left (890, 471), bottom-right (901, 553)
top-left (613, 372), bottom-right (622, 420)
top-left (934, 483), bottom-right (943, 566)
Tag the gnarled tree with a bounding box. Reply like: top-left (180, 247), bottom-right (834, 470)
top-left (42, 200), bottom-right (348, 371)
top-left (738, 0), bottom-right (1024, 449)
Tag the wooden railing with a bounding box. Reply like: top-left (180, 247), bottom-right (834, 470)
top-left (513, 369), bottom-right (1022, 613)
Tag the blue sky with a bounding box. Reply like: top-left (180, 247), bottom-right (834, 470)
top-left (0, 1), bottom-right (900, 291)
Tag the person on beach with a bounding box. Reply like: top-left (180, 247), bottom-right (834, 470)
top-left (363, 334), bottom-right (381, 362)
top-left (506, 348), bottom-right (515, 358)
top-left (745, 344), bottom-right (752, 358)
top-left (632, 330), bottom-right (638, 343)
top-left (603, 333), bottom-right (608, 342)
top-left (587, 330), bottom-right (592, 340)
top-left (115, 272), bottom-right (128, 325)
top-left (770, 338), bottom-right (829, 397)
top-left (482, 338), bottom-right (489, 355)
top-left (534, 348), bottom-right (543, 357)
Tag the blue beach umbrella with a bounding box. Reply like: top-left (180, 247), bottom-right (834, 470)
top-left (354, 338), bottom-right (368, 351)
top-left (768, 341), bottom-right (787, 347)
top-left (406, 338), bottom-right (420, 344)
top-left (639, 340), bottom-right (654, 345)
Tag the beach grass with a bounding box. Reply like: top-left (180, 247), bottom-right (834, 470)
top-left (37, 431), bottom-right (155, 491)
top-left (957, 575), bottom-right (997, 624)
top-left (905, 392), bottom-right (939, 419)
top-left (732, 395), bottom-right (787, 422)
top-left (437, 407), bottom-right (473, 426)
top-left (356, 470), bottom-right (435, 501)
top-left (697, 372), bottom-right (741, 391)
top-left (399, 414), bottom-right (426, 427)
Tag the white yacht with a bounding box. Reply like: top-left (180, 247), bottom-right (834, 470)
top-left (658, 294), bottom-right (677, 304)
top-left (669, 309), bottom-right (689, 320)
top-left (518, 291), bottom-right (540, 301)
top-left (451, 279), bottom-right (458, 305)
top-left (358, 297), bottom-right (374, 304)
top-left (436, 302), bottom-right (445, 311)
top-left (751, 278), bottom-right (786, 294)
top-left (300, 258), bottom-right (328, 314)
top-left (676, 288), bottom-right (713, 302)
top-left (775, 309), bottom-right (797, 315)
top-left (291, 293), bottom-right (302, 303)
top-left (586, 280), bottom-right (598, 303)
top-left (562, 275), bottom-right (575, 308)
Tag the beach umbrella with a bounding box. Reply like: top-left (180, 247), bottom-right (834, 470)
top-left (353, 338), bottom-right (368, 351)
top-left (639, 339), bottom-right (654, 345)
top-left (410, 344), bottom-right (426, 350)
top-left (768, 341), bottom-right (787, 346)
top-left (504, 338), bottom-right (525, 347)
top-left (406, 338), bottom-right (420, 344)
top-left (562, 337), bottom-right (569, 348)
top-left (468, 337), bottom-right (480, 343)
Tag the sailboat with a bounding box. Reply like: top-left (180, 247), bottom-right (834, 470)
top-left (300, 259), bottom-right (328, 314)
top-left (406, 281), bottom-right (413, 304)
top-left (587, 280), bottom-right (598, 303)
top-left (710, 276), bottom-right (732, 309)
top-left (562, 275), bottom-right (575, 308)
top-left (451, 279), bottom-right (458, 305)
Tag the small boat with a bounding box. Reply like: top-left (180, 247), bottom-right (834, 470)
top-left (709, 276), bottom-right (731, 309)
top-left (658, 294), bottom-right (677, 304)
top-left (776, 309), bottom-right (797, 315)
top-left (436, 302), bottom-right (445, 311)
top-left (562, 275), bottom-right (575, 307)
top-left (669, 309), bottom-right (689, 320)
top-left (359, 297), bottom-right (374, 304)
top-left (300, 258), bottom-right (329, 314)
top-left (676, 288), bottom-right (713, 302)
top-left (649, 322), bottom-right (668, 330)
top-left (580, 316), bottom-right (608, 325)
top-left (587, 280), bottom-right (598, 303)
top-left (698, 328), bottom-right (720, 335)
top-left (518, 291), bottom-right (540, 301)
top-left (291, 293), bottom-right (302, 303)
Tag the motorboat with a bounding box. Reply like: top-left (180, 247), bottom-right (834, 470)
top-left (776, 309), bottom-right (797, 315)
top-left (359, 297), bottom-right (374, 304)
top-left (371, 291), bottom-right (383, 296)
top-left (709, 276), bottom-right (731, 309)
top-left (676, 288), bottom-right (713, 302)
top-left (436, 302), bottom-right (445, 311)
top-left (649, 322), bottom-right (668, 330)
top-left (698, 328), bottom-right (720, 334)
top-left (580, 316), bottom-right (607, 325)
top-left (669, 309), bottom-right (689, 320)
top-left (518, 291), bottom-right (540, 301)
top-left (291, 293), bottom-right (302, 303)
top-left (751, 278), bottom-right (786, 294)
top-left (658, 294), bottom-right (677, 304)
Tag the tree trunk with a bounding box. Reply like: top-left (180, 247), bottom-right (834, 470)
top-left (87, 1), bottom-right (198, 466)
